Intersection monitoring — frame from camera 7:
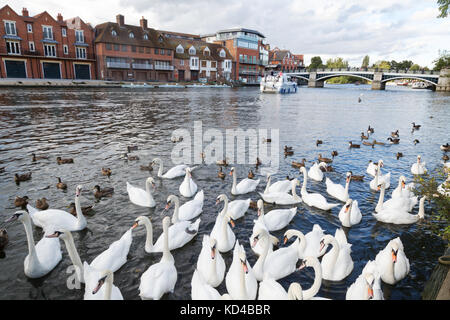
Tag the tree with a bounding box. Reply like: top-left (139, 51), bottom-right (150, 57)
top-left (390, 60), bottom-right (413, 70)
top-left (437, 0), bottom-right (450, 17)
top-left (410, 64), bottom-right (421, 71)
top-left (309, 56), bottom-right (324, 69)
top-left (433, 50), bottom-right (450, 70)
top-left (326, 57), bottom-right (348, 69)
top-left (373, 60), bottom-right (391, 70)
top-left (361, 55), bottom-right (370, 68)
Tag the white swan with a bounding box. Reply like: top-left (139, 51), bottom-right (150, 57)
top-left (230, 167), bottom-right (260, 195)
top-left (166, 192), bottom-right (204, 223)
top-left (210, 194), bottom-right (236, 253)
top-left (89, 269), bottom-right (123, 300)
top-left (374, 237), bottom-right (410, 285)
top-left (255, 199), bottom-right (297, 231)
top-left (325, 172), bottom-right (351, 202)
top-left (196, 235), bottom-right (226, 287)
top-left (373, 192), bottom-right (426, 225)
top-left (27, 185), bottom-right (87, 231)
top-left (227, 198), bottom-right (251, 220)
top-left (308, 162), bottom-right (326, 182)
top-left (411, 155), bottom-right (427, 175)
top-left (179, 167), bottom-right (198, 198)
top-left (369, 160), bottom-right (391, 191)
top-left (258, 281), bottom-right (303, 300)
top-left (338, 199), bottom-right (362, 228)
top-left (318, 228), bottom-right (354, 281)
top-left (300, 224), bottom-right (327, 259)
top-left (139, 216), bottom-right (177, 300)
top-left (259, 178), bottom-right (302, 205)
top-left (264, 174), bottom-right (291, 194)
top-left (152, 157), bottom-right (197, 179)
top-left (126, 177), bottom-right (156, 207)
top-left (297, 256), bottom-right (329, 300)
top-left (366, 160), bottom-right (380, 177)
top-left (346, 260), bottom-right (384, 300)
top-left (191, 269), bottom-right (224, 300)
top-left (375, 181), bottom-right (418, 213)
top-left (437, 174), bottom-right (450, 196)
top-left (225, 240), bottom-right (257, 300)
top-left (300, 167), bottom-right (339, 210)
top-left (249, 219), bottom-right (279, 257)
top-left (392, 176), bottom-right (415, 199)
top-left (6, 211), bottom-right (62, 279)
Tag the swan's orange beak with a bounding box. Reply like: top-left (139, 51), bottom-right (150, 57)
top-left (283, 236), bottom-right (288, 244)
top-left (252, 237), bottom-right (259, 248)
top-left (319, 240), bottom-right (325, 252)
top-left (211, 247), bottom-right (216, 260)
top-left (368, 286), bottom-right (374, 299)
top-left (401, 181), bottom-right (405, 188)
top-left (229, 219), bottom-right (235, 228)
top-left (345, 205), bottom-right (350, 213)
top-left (392, 251), bottom-right (397, 263)
top-left (132, 222), bottom-right (139, 229)
top-left (164, 203), bottom-right (170, 210)
top-left (346, 177), bottom-right (350, 183)
top-left (229, 171), bottom-right (233, 176)
top-left (257, 209), bottom-right (261, 216)
top-left (242, 261), bottom-right (248, 273)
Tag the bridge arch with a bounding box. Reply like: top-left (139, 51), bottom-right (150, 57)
top-left (289, 75), bottom-right (309, 82)
top-left (380, 76), bottom-right (437, 86)
top-left (316, 73), bottom-right (373, 82)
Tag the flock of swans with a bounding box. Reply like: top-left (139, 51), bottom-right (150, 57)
top-left (4, 118), bottom-right (450, 301)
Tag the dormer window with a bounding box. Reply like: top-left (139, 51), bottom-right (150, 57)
top-left (129, 32), bottom-right (135, 38)
top-left (143, 33), bottom-right (148, 40)
top-left (189, 46), bottom-right (196, 55)
top-left (158, 36), bottom-right (163, 43)
top-left (219, 49), bottom-right (226, 58)
top-left (111, 29), bottom-right (117, 36)
top-left (203, 47), bottom-right (210, 56)
top-left (176, 44), bottom-right (184, 54)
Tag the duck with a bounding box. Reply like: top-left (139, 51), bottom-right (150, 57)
top-left (346, 260), bottom-right (384, 300)
top-left (376, 181), bottom-right (417, 213)
top-left (369, 160), bottom-right (391, 191)
top-left (300, 167), bottom-right (339, 211)
top-left (411, 155), bottom-right (427, 175)
top-left (56, 156), bottom-right (74, 164)
top-left (374, 237), bottom-right (410, 285)
top-left (225, 240), bottom-right (258, 299)
top-left (0, 229), bottom-right (8, 252)
top-left (152, 157), bottom-right (197, 179)
top-left (14, 172), bottom-right (32, 183)
top-left (230, 167), bottom-right (260, 195)
top-left (127, 145), bottom-right (139, 152)
top-left (350, 173), bottom-right (364, 181)
top-left (443, 154), bottom-right (449, 162)
top-left (259, 178), bottom-right (302, 205)
top-left (124, 153), bottom-right (139, 161)
top-left (308, 162), bottom-right (325, 181)
top-left (361, 132), bottom-right (369, 140)
top-left (227, 198), bottom-right (251, 220)
top-left (140, 163), bottom-right (153, 171)
top-left (210, 194), bottom-right (236, 253)
top-left (5, 211), bottom-right (62, 278)
top-left (68, 202), bottom-right (93, 216)
top-left (319, 162), bottom-right (334, 172)
top-left (171, 136), bottom-right (183, 143)
top-left (90, 270), bottom-right (123, 300)
top-left (195, 235), bottom-right (226, 288)
top-left (191, 269), bottom-right (227, 300)
top-left (36, 198), bottom-right (49, 210)
top-left (366, 160), bottom-right (380, 177)
top-left (318, 153), bottom-right (332, 163)
top-left (396, 152), bottom-right (403, 160)
top-left (14, 196), bottom-right (29, 209)
top-left (284, 145), bottom-right (293, 152)
top-left (373, 189), bottom-right (425, 224)
top-left (139, 216), bottom-right (177, 300)
top-left (248, 170), bottom-right (255, 179)
top-left (362, 140), bottom-right (374, 147)
top-left (264, 173), bottom-right (291, 194)
top-left (348, 141), bottom-right (360, 148)
top-left (373, 139), bottom-right (385, 145)
top-left (387, 137), bottom-right (400, 144)
top-left (101, 168), bottom-right (112, 177)
top-left (316, 140), bottom-right (323, 147)
top-left (27, 185), bottom-right (87, 232)
top-left (93, 185), bottom-right (114, 199)
top-left (179, 167), bottom-right (198, 198)
top-left (367, 125), bottom-right (374, 134)
top-left (331, 150), bottom-right (338, 158)
top-left (291, 158), bottom-right (306, 168)
top-left (249, 200), bottom-right (258, 210)
top-left (338, 199), bottom-right (362, 228)
top-left (127, 177), bottom-right (156, 207)
top-left (32, 153), bottom-right (48, 162)
top-left (391, 130), bottom-right (399, 138)
top-left (56, 177), bottom-right (67, 190)
top-left (413, 139), bottom-right (420, 145)
top-left (412, 122), bottom-right (421, 130)
top-left (217, 167), bottom-right (225, 179)
top-left (165, 191), bottom-right (204, 222)
top-left (256, 157), bottom-right (262, 166)
top-left (318, 228), bottom-right (354, 281)
top-left (284, 149), bottom-right (294, 156)
top-left (255, 199), bottom-right (297, 232)
top-left (216, 158), bottom-right (228, 166)
top-left (440, 143), bottom-right (450, 152)
top-left (264, 138), bottom-right (272, 143)
top-left (325, 172), bottom-right (352, 202)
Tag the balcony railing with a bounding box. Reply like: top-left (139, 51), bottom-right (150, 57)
top-left (239, 58), bottom-right (259, 65)
top-left (106, 61), bottom-right (130, 69)
top-left (132, 63), bottom-right (153, 70)
top-left (307, 67), bottom-right (439, 75)
top-left (239, 70), bottom-right (259, 75)
top-left (154, 65), bottom-right (174, 71)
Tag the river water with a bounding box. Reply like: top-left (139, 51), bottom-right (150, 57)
top-left (0, 84), bottom-right (448, 300)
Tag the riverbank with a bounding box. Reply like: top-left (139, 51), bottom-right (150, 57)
top-left (422, 247), bottom-right (450, 300)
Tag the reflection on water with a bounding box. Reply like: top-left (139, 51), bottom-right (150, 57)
top-left (0, 85), bottom-right (448, 300)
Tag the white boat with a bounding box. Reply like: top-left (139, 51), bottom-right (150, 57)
top-left (121, 83), bottom-right (154, 88)
top-left (260, 72), bottom-right (298, 94)
top-left (411, 82), bottom-right (432, 89)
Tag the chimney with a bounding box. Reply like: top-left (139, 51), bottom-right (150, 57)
top-left (116, 14), bottom-right (124, 26)
top-left (140, 16), bottom-right (147, 29)
top-left (22, 8), bottom-right (29, 17)
top-left (57, 13), bottom-right (63, 22)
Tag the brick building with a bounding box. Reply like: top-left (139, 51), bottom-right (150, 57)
top-left (269, 47), bottom-right (304, 72)
top-left (0, 5), bottom-right (96, 79)
top-left (94, 15), bottom-right (174, 82)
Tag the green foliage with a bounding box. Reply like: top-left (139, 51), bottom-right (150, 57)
top-left (326, 76), bottom-right (368, 84)
top-left (437, 0), bottom-right (450, 17)
top-left (361, 55), bottom-right (370, 68)
top-left (373, 60), bottom-right (391, 70)
top-left (433, 50), bottom-right (450, 71)
top-left (309, 56), bottom-right (324, 69)
top-left (410, 64), bottom-right (421, 71)
top-left (390, 60), bottom-right (414, 69)
top-left (326, 57), bottom-right (349, 69)
top-left (413, 167), bottom-right (450, 243)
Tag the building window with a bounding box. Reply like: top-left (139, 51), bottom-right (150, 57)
top-left (211, 61), bottom-right (216, 68)
top-left (189, 46), bottom-right (196, 55)
top-left (143, 34), bottom-right (148, 40)
top-left (44, 44), bottom-right (56, 57)
top-left (155, 48), bottom-right (159, 54)
top-left (121, 44), bottom-right (127, 52)
top-left (62, 28), bottom-right (67, 37)
top-left (63, 45), bottom-right (68, 54)
top-left (29, 41), bottom-right (35, 52)
top-left (4, 21), bottom-right (17, 35)
top-left (76, 47), bottom-right (86, 59)
top-left (27, 24), bottom-right (33, 33)
top-left (43, 26), bottom-right (53, 40)
top-left (75, 30), bottom-right (84, 43)
top-left (180, 60), bottom-right (184, 66)
top-left (6, 41), bottom-right (20, 54)
top-left (114, 44), bottom-right (120, 51)
top-left (201, 60), bottom-right (207, 68)
top-left (160, 49), bottom-right (165, 55)
top-left (166, 49), bottom-right (171, 56)
top-left (129, 32), bottom-right (135, 38)
top-left (106, 43), bottom-right (112, 50)
top-left (145, 47), bottom-right (150, 53)
top-left (176, 45), bottom-right (184, 54)
top-left (111, 29), bottom-right (117, 36)
top-left (131, 46), bottom-right (136, 52)
top-left (220, 49), bottom-right (225, 58)
top-left (203, 48), bottom-right (210, 56)
top-left (158, 36), bottom-right (163, 43)
top-left (139, 46), bottom-right (144, 53)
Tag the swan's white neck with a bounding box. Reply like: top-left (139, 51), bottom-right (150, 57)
top-left (254, 233), bottom-right (270, 279)
top-left (145, 180), bottom-right (155, 206)
top-left (21, 215), bottom-right (39, 269)
top-left (376, 184), bottom-right (385, 212)
top-left (74, 194), bottom-right (86, 228)
top-left (142, 217), bottom-right (154, 253)
top-left (220, 208), bottom-right (230, 244)
top-left (344, 203), bottom-right (352, 227)
top-left (289, 230), bottom-right (306, 258)
top-left (231, 170), bottom-right (237, 194)
top-left (301, 171), bottom-right (308, 192)
top-left (303, 259), bottom-right (322, 300)
top-left (171, 197), bottom-right (180, 224)
top-left (264, 176), bottom-right (271, 193)
top-left (291, 181), bottom-right (300, 200)
top-left (161, 222), bottom-right (173, 263)
top-left (238, 260), bottom-right (248, 299)
top-left (104, 272), bottom-right (113, 300)
top-left (63, 231), bottom-right (84, 283)
top-left (156, 158), bottom-right (164, 177)
top-left (184, 171), bottom-right (192, 194)
top-left (324, 237), bottom-right (340, 272)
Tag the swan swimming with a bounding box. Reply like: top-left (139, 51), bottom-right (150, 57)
top-left (126, 177), bottom-right (156, 207)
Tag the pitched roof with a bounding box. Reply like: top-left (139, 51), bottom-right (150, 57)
top-left (166, 37), bottom-right (232, 61)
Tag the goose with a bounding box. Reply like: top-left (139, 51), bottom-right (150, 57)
top-left (392, 176), bottom-right (415, 199)
top-left (14, 196), bottom-right (29, 209)
top-left (300, 167), bottom-right (339, 211)
top-left (126, 177), bottom-right (156, 207)
top-left (27, 185), bottom-right (87, 231)
top-left (375, 237), bottom-right (410, 285)
top-left (348, 141), bottom-right (360, 148)
top-left (179, 167), bottom-right (198, 198)
top-left (307, 162), bottom-right (326, 182)
top-left (90, 270), bottom-right (123, 300)
top-left (152, 157), bottom-right (197, 179)
top-left (366, 160), bottom-right (380, 177)
top-left (318, 228), bottom-right (354, 281)
top-left (375, 182), bottom-right (417, 213)
top-left (258, 281), bottom-right (304, 300)
top-left (101, 168), bottom-right (112, 177)
top-left (191, 269), bottom-right (224, 300)
top-left (255, 199), bottom-right (297, 232)
top-left (369, 160), bottom-right (391, 191)
top-left (56, 157), bottom-right (73, 164)
top-left (316, 140), bottom-right (323, 147)
top-left (210, 194), bottom-right (236, 253)
top-left (396, 152), bottom-right (403, 160)
top-left (411, 155), bottom-right (427, 175)
top-left (362, 141), bottom-right (374, 147)
top-left (413, 139), bottom-right (420, 145)
top-left (248, 170), bottom-right (255, 179)
top-left (36, 198), bottom-right (49, 210)
top-left (391, 130), bottom-right (399, 138)
top-left (139, 216), bottom-right (177, 300)
top-left (338, 199), bottom-right (362, 228)
top-left (367, 125), bottom-right (374, 134)
top-left (443, 154), bottom-right (449, 162)
top-left (350, 173), bottom-right (364, 181)
top-left (373, 192), bottom-right (425, 225)
top-left (56, 177), bottom-right (67, 190)
top-left (230, 167), bottom-right (260, 195)
top-left (292, 158), bottom-right (306, 168)
top-left (196, 235), bottom-right (225, 288)
top-left (361, 132), bottom-right (369, 140)
top-left (284, 145), bottom-right (293, 152)
top-left (441, 143), bottom-right (450, 152)
top-left (5, 211), bottom-right (62, 278)
top-left (259, 178), bottom-right (302, 205)
top-left (331, 151), bottom-right (338, 158)
top-left (318, 154), bottom-right (332, 163)
top-left (14, 172), bottom-right (32, 183)
top-left (284, 149), bottom-right (294, 156)
top-left (225, 240), bottom-right (257, 300)
top-left (264, 173), bottom-right (291, 194)
top-left (227, 198), bottom-right (251, 220)
top-left (166, 191), bottom-right (204, 222)
top-left (412, 122), bottom-right (421, 130)
top-left (346, 260), bottom-right (384, 300)
top-left (93, 185), bottom-right (114, 199)
top-left (325, 172), bottom-right (352, 202)
top-left (387, 137), bottom-right (400, 144)
top-left (218, 167), bottom-right (226, 179)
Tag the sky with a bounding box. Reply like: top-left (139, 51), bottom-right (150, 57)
top-left (8, 0), bottom-right (450, 68)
